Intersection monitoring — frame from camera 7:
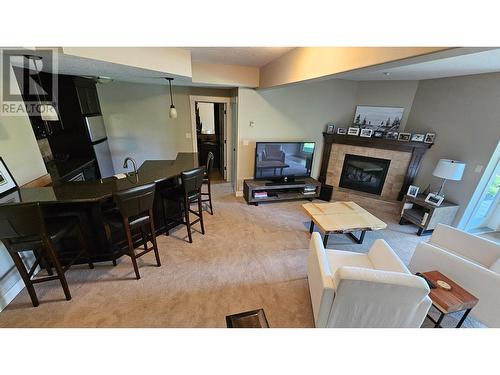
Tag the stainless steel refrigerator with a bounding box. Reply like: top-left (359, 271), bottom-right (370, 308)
top-left (84, 115), bottom-right (115, 178)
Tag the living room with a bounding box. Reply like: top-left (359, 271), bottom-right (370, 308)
top-left (0, 2), bottom-right (499, 375)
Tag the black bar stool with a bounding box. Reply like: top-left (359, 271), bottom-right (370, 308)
top-left (103, 182), bottom-right (161, 280)
top-left (201, 151), bottom-right (214, 215)
top-left (0, 202), bottom-right (93, 307)
top-left (161, 166), bottom-right (205, 243)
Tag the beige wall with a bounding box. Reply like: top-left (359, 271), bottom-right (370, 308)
top-left (236, 79), bottom-right (359, 191)
top-left (192, 62), bottom-right (259, 88)
top-left (259, 47), bottom-right (449, 88)
top-left (97, 81), bottom-right (231, 173)
top-left (405, 72), bottom-right (500, 225)
top-left (0, 67), bottom-right (46, 310)
top-left (354, 80), bottom-right (419, 130)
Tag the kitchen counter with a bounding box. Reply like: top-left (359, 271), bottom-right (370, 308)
top-left (12, 153), bottom-right (199, 204)
top-left (45, 158), bottom-right (96, 181)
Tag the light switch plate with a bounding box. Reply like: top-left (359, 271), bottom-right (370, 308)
top-left (474, 165), bottom-right (483, 173)
top-left (185, 133), bottom-right (191, 139)
top-left (243, 140), bottom-right (249, 146)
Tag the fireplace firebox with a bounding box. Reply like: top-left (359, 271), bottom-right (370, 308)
top-left (338, 154), bottom-right (391, 195)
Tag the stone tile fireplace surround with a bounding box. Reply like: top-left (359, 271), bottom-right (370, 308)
top-left (319, 133), bottom-right (432, 201)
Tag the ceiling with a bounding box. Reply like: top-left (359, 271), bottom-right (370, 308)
top-left (337, 48), bottom-right (500, 81)
top-left (186, 47), bottom-right (295, 67)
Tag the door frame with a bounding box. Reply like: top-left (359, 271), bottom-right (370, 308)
top-left (189, 95), bottom-right (232, 182)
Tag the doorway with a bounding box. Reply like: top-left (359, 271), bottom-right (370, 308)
top-left (190, 96), bottom-right (232, 184)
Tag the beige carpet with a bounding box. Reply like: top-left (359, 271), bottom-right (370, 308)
top-left (0, 183), bottom-right (481, 327)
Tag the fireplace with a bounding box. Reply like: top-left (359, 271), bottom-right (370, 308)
top-left (338, 154), bottom-right (391, 195)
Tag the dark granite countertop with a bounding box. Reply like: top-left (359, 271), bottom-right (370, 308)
top-left (45, 158), bottom-right (96, 181)
top-left (8, 153), bottom-right (199, 205)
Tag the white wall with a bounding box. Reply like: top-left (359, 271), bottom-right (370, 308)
top-left (198, 103), bottom-right (215, 134)
top-left (97, 82), bottom-right (231, 173)
top-left (0, 66), bottom-right (47, 311)
top-left (405, 72), bottom-right (500, 225)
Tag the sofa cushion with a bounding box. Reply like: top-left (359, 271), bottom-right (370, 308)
top-left (490, 258), bottom-right (500, 274)
top-left (326, 250), bottom-right (373, 278)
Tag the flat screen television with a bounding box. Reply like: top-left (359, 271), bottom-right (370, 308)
top-left (254, 141), bottom-right (316, 181)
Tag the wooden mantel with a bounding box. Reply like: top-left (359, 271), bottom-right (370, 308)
top-left (319, 133), bottom-right (432, 200)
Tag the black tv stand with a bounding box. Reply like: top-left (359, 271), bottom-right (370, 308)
top-left (243, 177), bottom-right (321, 205)
top-left (265, 180), bottom-right (305, 186)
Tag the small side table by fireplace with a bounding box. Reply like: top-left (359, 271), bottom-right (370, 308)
top-left (423, 271), bottom-right (479, 328)
top-left (400, 194), bottom-right (459, 236)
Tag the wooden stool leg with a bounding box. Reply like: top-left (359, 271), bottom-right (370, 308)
top-left (123, 218), bottom-right (140, 280)
top-left (198, 196), bottom-right (205, 235)
top-left (184, 198), bottom-right (193, 243)
top-left (140, 227), bottom-right (148, 249)
top-left (76, 225), bottom-right (94, 269)
top-left (9, 250), bottom-right (39, 307)
top-left (43, 237), bottom-right (72, 301)
top-left (149, 209), bottom-right (161, 267)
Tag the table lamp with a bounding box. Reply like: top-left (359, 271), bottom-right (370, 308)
top-left (432, 159), bottom-right (466, 197)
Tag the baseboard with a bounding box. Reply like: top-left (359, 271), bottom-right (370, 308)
top-left (0, 278), bottom-right (25, 312)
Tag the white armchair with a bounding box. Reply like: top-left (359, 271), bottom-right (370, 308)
top-left (409, 224), bottom-right (500, 327)
top-left (307, 232), bottom-right (431, 328)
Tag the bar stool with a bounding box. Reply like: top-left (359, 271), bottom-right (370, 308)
top-left (0, 202), bottom-right (93, 307)
top-left (103, 183), bottom-right (161, 280)
top-left (201, 151), bottom-right (214, 215)
top-left (161, 166), bottom-right (205, 243)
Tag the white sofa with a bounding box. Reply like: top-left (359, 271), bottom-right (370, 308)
top-left (307, 232), bottom-right (431, 328)
top-left (409, 224), bottom-right (500, 327)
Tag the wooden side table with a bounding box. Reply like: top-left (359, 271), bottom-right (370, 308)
top-left (400, 194), bottom-right (459, 235)
top-left (423, 271), bottom-right (479, 328)
top-left (226, 309), bottom-right (270, 328)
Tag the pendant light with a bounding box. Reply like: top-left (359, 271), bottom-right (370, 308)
top-left (166, 77), bottom-right (177, 119)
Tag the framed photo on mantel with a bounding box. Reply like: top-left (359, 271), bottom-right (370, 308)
top-left (0, 157), bottom-right (18, 197)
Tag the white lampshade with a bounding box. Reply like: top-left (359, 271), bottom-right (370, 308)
top-left (169, 106), bottom-right (178, 119)
top-left (432, 159), bottom-right (466, 181)
top-left (40, 104), bottom-right (59, 121)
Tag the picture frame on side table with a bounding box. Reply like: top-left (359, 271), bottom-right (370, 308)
top-left (424, 192), bottom-right (444, 206)
top-left (407, 185), bottom-right (420, 197)
top-left (326, 123), bottom-right (336, 134)
top-left (347, 127), bottom-right (360, 136)
top-left (411, 133), bottom-right (425, 142)
top-left (424, 133), bottom-right (436, 144)
top-left (359, 128), bottom-right (373, 137)
top-left (0, 157), bottom-right (18, 197)
top-left (398, 132), bottom-right (411, 142)
top-left (337, 127), bottom-right (347, 135)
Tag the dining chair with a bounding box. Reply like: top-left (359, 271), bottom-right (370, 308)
top-left (0, 202), bottom-right (93, 307)
top-left (103, 182), bottom-right (161, 280)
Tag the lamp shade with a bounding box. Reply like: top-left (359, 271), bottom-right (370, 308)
top-left (432, 159), bottom-right (466, 181)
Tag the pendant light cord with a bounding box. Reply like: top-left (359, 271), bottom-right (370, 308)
top-left (168, 78), bottom-right (174, 107)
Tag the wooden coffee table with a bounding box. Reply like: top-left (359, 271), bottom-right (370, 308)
top-left (422, 271), bottom-right (479, 328)
top-left (302, 201), bottom-right (387, 246)
top-left (226, 309), bottom-right (270, 328)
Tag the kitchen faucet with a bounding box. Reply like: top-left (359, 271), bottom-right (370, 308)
top-left (123, 157), bottom-right (137, 175)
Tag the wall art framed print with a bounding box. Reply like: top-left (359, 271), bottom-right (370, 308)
top-left (411, 133), bottom-right (425, 142)
top-left (407, 185), bottom-right (419, 197)
top-left (424, 133), bottom-right (436, 144)
top-left (347, 127), bottom-right (360, 136)
top-left (326, 123), bottom-right (336, 134)
top-left (337, 127), bottom-right (347, 135)
top-left (0, 157), bottom-right (18, 197)
top-left (359, 128), bottom-right (373, 138)
top-left (398, 132), bottom-right (411, 142)
top-left (352, 105), bottom-right (404, 135)
top-left (425, 192), bottom-right (444, 206)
